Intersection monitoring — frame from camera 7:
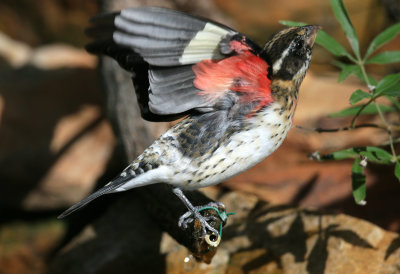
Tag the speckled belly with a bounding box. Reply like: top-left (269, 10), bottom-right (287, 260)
top-left (176, 102), bottom-right (293, 189)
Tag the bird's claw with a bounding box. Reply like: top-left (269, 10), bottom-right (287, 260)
top-left (178, 211), bottom-right (194, 229)
top-left (178, 202), bottom-right (225, 239)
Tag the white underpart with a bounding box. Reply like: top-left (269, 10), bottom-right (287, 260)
top-left (111, 101), bottom-right (292, 191)
top-left (191, 103), bottom-right (291, 188)
top-left (179, 23), bottom-right (233, 64)
top-left (112, 132), bottom-right (191, 192)
top-left (113, 166), bottom-right (172, 191)
top-left (171, 102), bottom-right (291, 190)
top-left (272, 40), bottom-right (295, 74)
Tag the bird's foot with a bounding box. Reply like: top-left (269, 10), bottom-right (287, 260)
top-left (178, 201), bottom-right (227, 246)
top-left (172, 188), bottom-right (232, 246)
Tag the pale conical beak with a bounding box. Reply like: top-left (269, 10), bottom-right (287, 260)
top-left (305, 25), bottom-right (321, 47)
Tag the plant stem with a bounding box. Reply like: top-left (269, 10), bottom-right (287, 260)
top-left (358, 59), bottom-right (399, 163)
top-left (359, 63), bottom-right (372, 91)
top-left (295, 123), bottom-right (386, 133)
top-left (389, 133), bottom-right (398, 162)
top-left (350, 97), bottom-right (374, 128)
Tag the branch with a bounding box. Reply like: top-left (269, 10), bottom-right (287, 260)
top-left (295, 123), bottom-right (386, 133)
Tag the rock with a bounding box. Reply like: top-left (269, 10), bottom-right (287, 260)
top-left (0, 0), bottom-right (99, 47)
top-left (0, 32), bottom-right (115, 210)
top-left (30, 44), bottom-right (97, 69)
top-left (0, 32), bottom-right (32, 68)
top-left (48, 189), bottom-right (167, 274)
top-left (0, 219), bottom-right (64, 274)
top-left (0, 33), bottom-right (94, 70)
top-left (160, 191), bottom-right (400, 273)
top-left (49, 190), bottom-right (400, 273)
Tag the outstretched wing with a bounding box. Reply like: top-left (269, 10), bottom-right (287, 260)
top-left (86, 7), bottom-right (272, 120)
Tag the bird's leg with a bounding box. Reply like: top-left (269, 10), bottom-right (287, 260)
top-left (172, 187), bottom-right (224, 238)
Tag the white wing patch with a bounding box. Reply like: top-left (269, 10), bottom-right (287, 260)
top-left (179, 23), bottom-right (234, 64)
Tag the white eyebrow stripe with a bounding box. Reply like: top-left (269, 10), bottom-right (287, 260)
top-left (272, 40), bottom-right (295, 74)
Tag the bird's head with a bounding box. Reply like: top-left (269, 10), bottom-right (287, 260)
top-left (262, 25), bottom-right (320, 87)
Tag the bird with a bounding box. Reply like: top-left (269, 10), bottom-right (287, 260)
top-left (58, 6), bottom-right (319, 239)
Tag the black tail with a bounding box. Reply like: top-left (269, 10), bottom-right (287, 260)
top-left (57, 174), bottom-right (131, 219)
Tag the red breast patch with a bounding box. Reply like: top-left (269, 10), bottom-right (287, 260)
top-left (192, 51), bottom-right (273, 112)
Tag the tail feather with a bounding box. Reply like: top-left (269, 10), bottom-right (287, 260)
top-left (57, 174), bottom-right (133, 219)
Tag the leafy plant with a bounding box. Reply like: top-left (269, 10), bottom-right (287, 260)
top-left (281, 0), bottom-right (400, 205)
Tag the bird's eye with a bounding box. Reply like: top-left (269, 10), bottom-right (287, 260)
top-left (295, 40), bottom-right (304, 50)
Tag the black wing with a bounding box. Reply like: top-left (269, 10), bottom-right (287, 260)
top-left (86, 7), bottom-right (262, 121)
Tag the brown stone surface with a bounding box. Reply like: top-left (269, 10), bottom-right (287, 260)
top-left (48, 190), bottom-right (400, 274)
top-left (0, 33), bottom-right (115, 210)
top-left (0, 0), bottom-right (99, 47)
top-left (0, 219), bottom-right (65, 274)
top-left (162, 191), bottom-right (400, 274)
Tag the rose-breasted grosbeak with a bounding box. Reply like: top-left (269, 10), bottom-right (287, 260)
top-left (58, 7), bottom-right (319, 239)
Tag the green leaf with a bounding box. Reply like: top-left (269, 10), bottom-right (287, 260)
top-left (386, 94), bottom-right (400, 109)
top-left (366, 51), bottom-right (400, 64)
top-left (330, 0), bottom-right (361, 59)
top-left (395, 162), bottom-right (400, 182)
top-left (338, 65), bottom-right (360, 82)
top-left (359, 147), bottom-right (393, 164)
top-left (332, 60), bottom-right (377, 85)
top-left (332, 60), bottom-right (347, 69)
top-left (350, 68), bottom-right (378, 86)
top-left (349, 89), bottom-right (371, 105)
top-left (374, 73), bottom-right (400, 96)
top-left (380, 83), bottom-right (400, 97)
top-left (279, 20), bottom-right (306, 27)
top-left (329, 103), bottom-right (395, 117)
top-left (364, 73), bottom-right (378, 86)
top-left (384, 90), bottom-right (400, 97)
top-left (319, 148), bottom-right (359, 161)
top-left (351, 157), bottom-right (366, 205)
top-left (318, 146), bottom-right (393, 164)
top-left (365, 22), bottom-right (400, 59)
top-left (332, 149), bottom-right (358, 160)
top-left (316, 30), bottom-right (354, 59)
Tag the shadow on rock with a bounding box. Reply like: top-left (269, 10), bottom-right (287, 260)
top-left (48, 189), bottom-right (165, 274)
top-left (0, 63), bottom-right (105, 216)
top-left (218, 194), bottom-right (386, 274)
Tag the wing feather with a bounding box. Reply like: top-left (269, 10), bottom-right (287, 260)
top-left (148, 66), bottom-right (210, 115)
top-left (87, 6), bottom-right (237, 66)
top-left (85, 7), bottom-right (269, 120)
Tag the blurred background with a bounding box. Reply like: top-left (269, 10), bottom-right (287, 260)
top-left (0, 0), bottom-right (399, 273)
